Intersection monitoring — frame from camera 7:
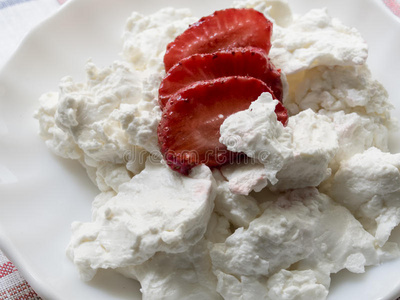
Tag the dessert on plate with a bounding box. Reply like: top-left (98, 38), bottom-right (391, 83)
top-left (35, 0), bottom-right (400, 299)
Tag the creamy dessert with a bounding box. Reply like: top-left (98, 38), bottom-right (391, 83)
top-left (35, 0), bottom-right (400, 299)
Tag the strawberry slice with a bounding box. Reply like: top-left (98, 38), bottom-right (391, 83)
top-left (275, 101), bottom-right (288, 126)
top-left (158, 76), bottom-right (288, 175)
top-left (164, 8), bottom-right (273, 72)
top-left (159, 47), bottom-right (283, 108)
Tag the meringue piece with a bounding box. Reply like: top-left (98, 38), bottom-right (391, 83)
top-left (220, 93), bottom-right (337, 192)
top-left (270, 8), bottom-right (368, 74)
top-left (330, 147), bottom-right (400, 246)
top-left (67, 159), bottom-right (216, 281)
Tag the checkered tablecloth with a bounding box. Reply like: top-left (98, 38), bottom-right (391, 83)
top-left (384, 0), bottom-right (400, 16)
top-left (0, 251), bottom-right (41, 300)
top-left (1, 0), bottom-right (400, 299)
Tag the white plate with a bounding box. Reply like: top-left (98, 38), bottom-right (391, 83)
top-left (0, 0), bottom-right (400, 299)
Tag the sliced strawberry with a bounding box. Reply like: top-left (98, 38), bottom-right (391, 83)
top-left (158, 76), bottom-right (288, 175)
top-left (164, 8), bottom-right (273, 72)
top-left (275, 101), bottom-right (288, 126)
top-left (159, 47), bottom-right (282, 108)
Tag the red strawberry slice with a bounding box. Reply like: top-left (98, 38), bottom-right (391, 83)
top-left (159, 47), bottom-right (283, 108)
top-left (164, 8), bottom-right (273, 72)
top-left (275, 101), bottom-right (288, 126)
top-left (158, 76), bottom-right (288, 175)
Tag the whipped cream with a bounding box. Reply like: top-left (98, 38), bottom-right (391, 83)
top-left (211, 188), bottom-right (393, 299)
top-left (67, 159), bottom-right (216, 281)
top-left (220, 92), bottom-right (338, 192)
top-left (122, 8), bottom-right (197, 72)
top-left (268, 8), bottom-right (368, 74)
top-left (34, 0), bottom-right (400, 299)
top-left (330, 147), bottom-right (400, 247)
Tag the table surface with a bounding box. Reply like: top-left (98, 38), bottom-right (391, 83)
top-left (1, 0), bottom-right (400, 299)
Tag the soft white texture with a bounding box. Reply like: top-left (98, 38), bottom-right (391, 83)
top-left (220, 93), bottom-right (338, 193)
top-left (214, 271), bottom-right (269, 300)
top-left (266, 270), bottom-right (329, 300)
top-left (35, 91), bottom-right (83, 160)
top-left (115, 213), bottom-right (232, 300)
top-left (35, 61), bottom-right (160, 192)
top-left (122, 7), bottom-right (197, 72)
top-left (324, 110), bottom-right (391, 172)
top-left (114, 72), bottom-right (162, 156)
top-left (233, 0), bottom-right (293, 27)
top-left (210, 189), bottom-right (320, 279)
top-left (274, 108), bottom-right (338, 190)
top-left (211, 188), bottom-right (392, 299)
top-left (330, 148), bottom-right (400, 246)
top-left (213, 170), bottom-right (261, 228)
top-left (220, 93), bottom-right (291, 187)
top-left (220, 161), bottom-right (270, 195)
top-left (270, 8), bottom-right (368, 74)
top-left (55, 61), bottom-right (142, 165)
top-left (282, 64), bottom-right (394, 171)
top-left (66, 160), bottom-right (216, 281)
top-left (284, 65), bottom-right (392, 117)
top-left (117, 240), bottom-right (222, 300)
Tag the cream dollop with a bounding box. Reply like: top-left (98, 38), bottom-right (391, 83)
top-left (67, 159), bottom-right (216, 281)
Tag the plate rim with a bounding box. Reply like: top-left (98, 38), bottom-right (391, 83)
top-left (0, 1), bottom-right (84, 298)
